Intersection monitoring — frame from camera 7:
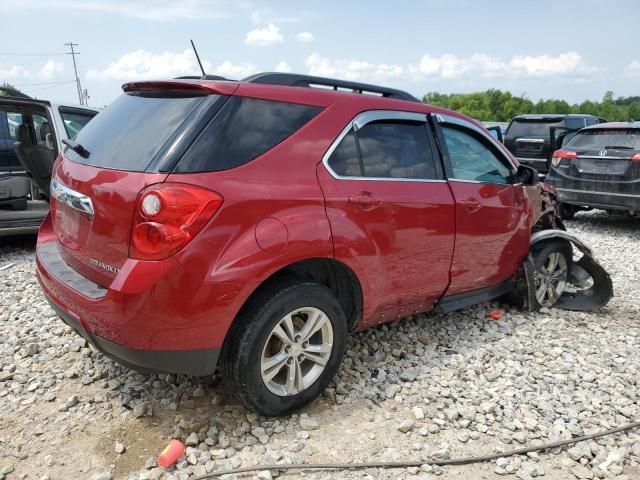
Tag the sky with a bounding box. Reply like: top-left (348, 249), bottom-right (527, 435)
top-left (0, 0), bottom-right (639, 108)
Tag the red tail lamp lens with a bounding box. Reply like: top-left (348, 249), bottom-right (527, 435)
top-left (130, 183), bottom-right (223, 260)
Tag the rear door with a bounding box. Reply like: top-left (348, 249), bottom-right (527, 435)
top-left (431, 114), bottom-right (530, 295)
top-left (317, 110), bottom-right (456, 326)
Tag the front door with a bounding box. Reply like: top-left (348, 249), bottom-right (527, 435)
top-left (317, 110), bottom-right (456, 327)
top-left (431, 114), bottom-right (531, 296)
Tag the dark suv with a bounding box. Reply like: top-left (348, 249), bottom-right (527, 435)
top-left (546, 122), bottom-right (640, 217)
top-left (35, 73), bottom-right (611, 415)
top-left (504, 114), bottom-right (606, 174)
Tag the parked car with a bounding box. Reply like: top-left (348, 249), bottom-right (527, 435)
top-left (504, 114), bottom-right (607, 174)
top-left (35, 73), bottom-right (612, 415)
top-left (545, 121), bottom-right (640, 218)
top-left (0, 90), bottom-right (97, 235)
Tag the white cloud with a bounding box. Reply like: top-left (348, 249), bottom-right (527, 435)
top-left (86, 49), bottom-right (211, 80)
top-left (6, 0), bottom-right (229, 21)
top-left (40, 60), bottom-right (64, 79)
top-left (213, 61), bottom-right (257, 79)
top-left (625, 60), bottom-right (640, 76)
top-left (296, 32), bottom-right (314, 43)
top-left (274, 61), bottom-right (292, 73)
top-left (306, 51), bottom-right (599, 83)
top-left (0, 64), bottom-right (32, 79)
top-left (245, 23), bottom-right (284, 46)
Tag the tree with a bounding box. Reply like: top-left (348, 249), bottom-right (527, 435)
top-left (422, 89), bottom-right (638, 122)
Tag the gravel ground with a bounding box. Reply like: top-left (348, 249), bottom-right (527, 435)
top-left (1, 211), bottom-right (639, 480)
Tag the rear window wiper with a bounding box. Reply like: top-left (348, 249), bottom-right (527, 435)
top-left (62, 138), bottom-right (91, 158)
top-left (604, 145), bottom-right (633, 150)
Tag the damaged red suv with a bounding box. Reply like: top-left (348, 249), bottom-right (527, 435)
top-left (36, 73), bottom-right (611, 415)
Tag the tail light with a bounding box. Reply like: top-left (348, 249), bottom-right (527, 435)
top-left (130, 183), bottom-right (223, 260)
top-left (551, 149), bottom-right (577, 168)
top-left (632, 153), bottom-right (640, 162)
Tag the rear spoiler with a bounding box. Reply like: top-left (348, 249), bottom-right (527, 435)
top-left (122, 80), bottom-right (238, 96)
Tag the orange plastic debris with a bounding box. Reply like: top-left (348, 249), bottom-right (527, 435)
top-left (487, 310), bottom-right (503, 320)
top-left (157, 439), bottom-right (185, 468)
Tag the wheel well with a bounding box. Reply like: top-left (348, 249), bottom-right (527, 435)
top-left (241, 258), bottom-right (363, 331)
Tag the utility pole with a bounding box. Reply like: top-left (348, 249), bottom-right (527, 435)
top-left (65, 42), bottom-right (83, 105)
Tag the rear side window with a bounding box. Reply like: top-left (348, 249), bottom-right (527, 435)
top-left (327, 121), bottom-right (438, 180)
top-left (175, 97), bottom-right (322, 172)
top-left (564, 117), bottom-right (589, 129)
top-left (507, 120), bottom-right (562, 137)
top-left (65, 93), bottom-right (206, 171)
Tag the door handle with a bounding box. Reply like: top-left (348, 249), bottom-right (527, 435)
top-left (348, 192), bottom-right (380, 208)
top-left (459, 198), bottom-right (481, 212)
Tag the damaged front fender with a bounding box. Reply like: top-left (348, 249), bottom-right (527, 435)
top-left (529, 230), bottom-right (613, 311)
top-left (506, 229), bottom-right (613, 312)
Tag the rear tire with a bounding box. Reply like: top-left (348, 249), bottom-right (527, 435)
top-left (221, 280), bottom-right (347, 416)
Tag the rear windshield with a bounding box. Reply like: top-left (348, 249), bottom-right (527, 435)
top-left (507, 120), bottom-right (562, 137)
top-left (567, 129), bottom-right (640, 150)
top-left (65, 93), bottom-right (206, 170)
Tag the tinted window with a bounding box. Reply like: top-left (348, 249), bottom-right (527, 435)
top-left (65, 93), bottom-right (206, 171)
top-left (176, 97), bottom-right (322, 172)
top-left (6, 113), bottom-right (22, 140)
top-left (358, 121), bottom-right (437, 179)
top-left (59, 108), bottom-right (96, 138)
top-left (567, 129), bottom-right (640, 150)
top-left (442, 126), bottom-right (512, 184)
top-left (327, 130), bottom-right (361, 177)
top-left (564, 117), bottom-right (589, 129)
top-left (507, 120), bottom-right (562, 137)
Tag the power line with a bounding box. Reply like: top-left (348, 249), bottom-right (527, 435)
top-left (0, 52), bottom-right (67, 56)
top-left (24, 80), bottom-right (77, 94)
top-left (11, 80), bottom-right (76, 87)
top-left (64, 42), bottom-right (83, 105)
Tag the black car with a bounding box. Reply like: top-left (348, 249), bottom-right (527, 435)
top-left (504, 114), bottom-right (606, 173)
top-left (545, 122), bottom-right (640, 218)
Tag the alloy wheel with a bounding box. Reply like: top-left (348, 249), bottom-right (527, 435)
top-left (535, 251), bottom-right (569, 307)
top-left (260, 307), bottom-right (334, 396)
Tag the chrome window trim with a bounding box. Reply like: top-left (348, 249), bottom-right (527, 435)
top-left (50, 179), bottom-right (94, 216)
top-left (322, 110), bottom-right (446, 183)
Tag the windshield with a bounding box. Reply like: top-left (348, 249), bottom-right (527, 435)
top-left (65, 93), bottom-right (207, 171)
top-left (567, 129), bottom-right (640, 150)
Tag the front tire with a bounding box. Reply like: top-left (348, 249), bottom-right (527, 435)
top-left (221, 280), bottom-right (347, 416)
top-left (532, 240), bottom-right (572, 309)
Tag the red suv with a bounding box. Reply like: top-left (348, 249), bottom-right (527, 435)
top-left (35, 73), bottom-right (608, 415)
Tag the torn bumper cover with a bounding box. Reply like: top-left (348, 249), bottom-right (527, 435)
top-left (508, 230), bottom-right (613, 312)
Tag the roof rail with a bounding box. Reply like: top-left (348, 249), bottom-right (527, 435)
top-left (242, 72), bottom-right (420, 103)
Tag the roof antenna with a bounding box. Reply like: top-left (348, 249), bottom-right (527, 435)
top-left (190, 39), bottom-right (206, 77)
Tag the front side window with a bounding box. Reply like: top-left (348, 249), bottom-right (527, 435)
top-left (327, 119), bottom-right (438, 180)
top-left (59, 108), bottom-right (97, 139)
top-left (442, 125), bottom-right (512, 184)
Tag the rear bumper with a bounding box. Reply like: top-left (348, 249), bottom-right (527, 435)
top-left (34, 215), bottom-right (236, 376)
top-left (554, 187), bottom-right (640, 211)
top-left (46, 298), bottom-right (219, 376)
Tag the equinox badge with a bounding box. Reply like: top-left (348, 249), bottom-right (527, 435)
top-left (89, 258), bottom-right (120, 274)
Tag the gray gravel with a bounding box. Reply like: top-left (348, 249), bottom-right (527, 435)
top-left (1, 212), bottom-right (639, 480)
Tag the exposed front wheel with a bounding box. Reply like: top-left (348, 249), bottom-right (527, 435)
top-left (221, 281), bottom-right (347, 416)
top-left (532, 240), bottom-right (571, 308)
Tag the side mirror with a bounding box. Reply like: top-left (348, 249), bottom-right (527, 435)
top-left (45, 132), bottom-right (55, 150)
top-left (514, 164), bottom-right (539, 186)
